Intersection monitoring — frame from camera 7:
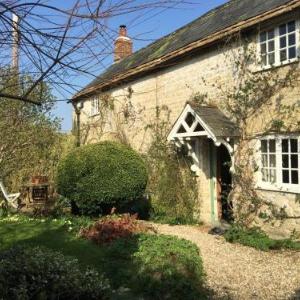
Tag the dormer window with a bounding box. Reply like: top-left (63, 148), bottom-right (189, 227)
top-left (259, 20), bottom-right (299, 68)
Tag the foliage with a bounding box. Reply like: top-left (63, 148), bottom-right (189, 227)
top-left (224, 225), bottom-right (300, 251)
top-left (80, 214), bottom-right (156, 244)
top-left (104, 234), bottom-right (206, 299)
top-left (0, 215), bottom-right (210, 299)
top-left (56, 141), bottom-right (148, 216)
top-left (0, 70), bottom-right (64, 191)
top-left (0, 245), bottom-right (110, 300)
top-left (146, 106), bottom-right (199, 225)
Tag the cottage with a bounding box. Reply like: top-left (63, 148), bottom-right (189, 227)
top-left (72, 0), bottom-right (300, 236)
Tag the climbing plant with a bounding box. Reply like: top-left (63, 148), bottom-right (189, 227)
top-left (200, 35), bottom-right (300, 226)
top-left (145, 106), bottom-right (199, 224)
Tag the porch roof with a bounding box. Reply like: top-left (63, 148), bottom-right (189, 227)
top-left (188, 102), bottom-right (240, 138)
top-left (167, 102), bottom-right (240, 143)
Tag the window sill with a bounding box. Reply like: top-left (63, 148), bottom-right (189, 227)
top-left (256, 183), bottom-right (300, 194)
top-left (254, 58), bottom-right (299, 73)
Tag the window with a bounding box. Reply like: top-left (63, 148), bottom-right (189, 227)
top-left (258, 136), bottom-right (300, 193)
top-left (90, 96), bottom-right (99, 116)
top-left (261, 139), bottom-right (276, 183)
top-left (259, 20), bottom-right (299, 68)
top-left (260, 29), bottom-right (275, 66)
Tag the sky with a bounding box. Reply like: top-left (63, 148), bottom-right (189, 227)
top-left (53, 0), bottom-right (227, 132)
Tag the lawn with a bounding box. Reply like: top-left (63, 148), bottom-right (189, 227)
top-left (0, 217), bottom-right (107, 274)
top-left (0, 216), bottom-right (208, 300)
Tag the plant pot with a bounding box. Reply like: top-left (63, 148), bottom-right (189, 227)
top-left (31, 176), bottom-right (48, 185)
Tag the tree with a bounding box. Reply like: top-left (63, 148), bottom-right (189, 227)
top-left (0, 0), bottom-right (195, 104)
top-left (0, 69), bottom-right (63, 192)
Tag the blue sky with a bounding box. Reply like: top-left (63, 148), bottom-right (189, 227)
top-left (53, 0), bottom-right (227, 132)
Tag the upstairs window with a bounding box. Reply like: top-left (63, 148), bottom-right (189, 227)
top-left (90, 96), bottom-right (99, 116)
top-left (258, 135), bottom-right (300, 193)
top-left (259, 20), bottom-right (299, 68)
top-left (260, 29), bottom-right (275, 66)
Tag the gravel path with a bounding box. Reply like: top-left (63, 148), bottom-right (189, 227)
top-left (153, 223), bottom-right (300, 300)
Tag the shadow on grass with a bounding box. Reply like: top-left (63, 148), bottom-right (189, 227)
top-left (0, 220), bottom-right (230, 300)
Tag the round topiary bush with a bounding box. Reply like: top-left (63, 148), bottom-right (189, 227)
top-left (56, 141), bottom-right (148, 215)
top-left (0, 246), bottom-right (110, 299)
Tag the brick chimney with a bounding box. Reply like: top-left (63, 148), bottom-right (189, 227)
top-left (114, 25), bottom-right (133, 63)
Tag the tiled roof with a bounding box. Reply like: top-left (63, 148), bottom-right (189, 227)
top-left (75, 0), bottom-right (293, 98)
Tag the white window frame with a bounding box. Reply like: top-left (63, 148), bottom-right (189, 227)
top-left (90, 95), bottom-right (100, 117)
top-left (257, 19), bottom-right (300, 70)
top-left (256, 134), bottom-right (300, 194)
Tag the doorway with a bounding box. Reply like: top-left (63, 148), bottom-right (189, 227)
top-left (216, 144), bottom-right (233, 222)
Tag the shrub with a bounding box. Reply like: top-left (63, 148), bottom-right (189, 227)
top-left (56, 141), bottom-right (148, 215)
top-left (0, 245), bottom-right (110, 299)
top-left (80, 214), bottom-right (156, 244)
top-left (224, 225), bottom-right (300, 251)
top-left (102, 234), bottom-right (206, 299)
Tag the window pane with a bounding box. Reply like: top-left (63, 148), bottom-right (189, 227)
top-left (260, 32), bottom-right (267, 42)
top-left (280, 49), bottom-right (287, 61)
top-left (288, 21), bottom-right (296, 33)
top-left (268, 41), bottom-right (275, 52)
top-left (291, 171), bottom-right (299, 184)
top-left (291, 155), bottom-right (298, 169)
top-left (280, 50), bottom-right (287, 62)
top-left (270, 169), bottom-right (276, 183)
top-left (289, 47), bottom-right (296, 59)
top-left (261, 55), bottom-right (267, 66)
top-left (261, 140), bottom-right (268, 152)
top-left (280, 36), bottom-right (287, 48)
top-left (269, 53), bottom-right (275, 65)
top-left (261, 43), bottom-right (267, 54)
top-left (282, 139), bottom-right (289, 152)
top-left (288, 34), bottom-right (296, 46)
top-left (262, 169), bottom-right (267, 182)
top-left (282, 154), bottom-right (289, 168)
top-left (282, 170), bottom-right (290, 183)
top-left (279, 24), bottom-right (287, 35)
top-left (269, 140), bottom-right (276, 152)
top-left (262, 154), bottom-right (268, 167)
top-left (291, 139), bottom-right (298, 153)
top-left (270, 154), bottom-right (276, 167)
top-left (268, 30), bottom-right (275, 39)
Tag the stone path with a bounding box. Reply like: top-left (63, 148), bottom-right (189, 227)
top-left (153, 223), bottom-right (300, 300)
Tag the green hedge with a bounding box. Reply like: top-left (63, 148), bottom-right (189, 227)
top-left (56, 142), bottom-right (148, 215)
top-left (0, 246), bottom-right (110, 299)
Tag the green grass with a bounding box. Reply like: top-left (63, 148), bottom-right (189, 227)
top-left (0, 216), bottom-right (106, 273)
top-left (0, 215), bottom-right (209, 299)
top-left (224, 225), bottom-right (300, 251)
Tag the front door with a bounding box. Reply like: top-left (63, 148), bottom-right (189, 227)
top-left (216, 144), bottom-right (233, 222)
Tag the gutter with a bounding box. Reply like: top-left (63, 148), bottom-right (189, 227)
top-left (73, 0), bottom-right (300, 100)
